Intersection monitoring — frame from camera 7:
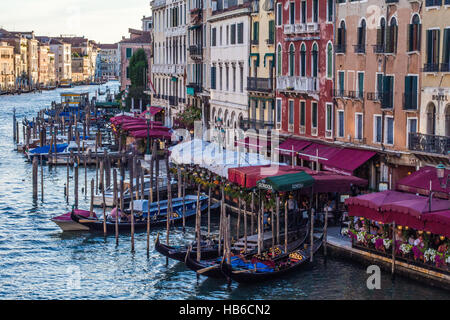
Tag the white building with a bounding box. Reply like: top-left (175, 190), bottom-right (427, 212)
top-left (151, 0), bottom-right (188, 127)
top-left (49, 39), bottom-right (72, 83)
top-left (96, 43), bottom-right (120, 80)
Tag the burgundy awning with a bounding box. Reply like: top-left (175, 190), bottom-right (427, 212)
top-left (396, 166), bottom-right (450, 199)
top-left (276, 138), bottom-right (312, 156)
top-left (129, 129), bottom-right (172, 139)
top-left (140, 107), bottom-right (163, 117)
top-left (322, 148), bottom-right (377, 176)
top-left (423, 210), bottom-right (450, 238)
top-left (297, 143), bottom-right (341, 164)
top-left (310, 173), bottom-right (368, 193)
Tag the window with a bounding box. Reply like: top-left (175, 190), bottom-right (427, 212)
top-left (231, 24), bottom-right (236, 45)
top-left (311, 43), bottom-right (318, 77)
top-left (381, 75), bottom-right (394, 108)
top-left (312, 0), bottom-right (318, 23)
top-left (386, 18), bottom-right (398, 54)
top-left (289, 100), bottom-right (294, 125)
top-left (289, 2), bottom-right (295, 25)
top-left (443, 29), bottom-right (450, 71)
top-left (211, 65), bottom-right (216, 89)
top-left (300, 43), bottom-right (306, 77)
top-left (376, 18), bottom-right (386, 52)
top-left (337, 21), bottom-right (346, 53)
top-left (126, 67), bottom-right (129, 79)
top-left (276, 99), bottom-right (282, 123)
top-left (277, 44), bottom-right (282, 76)
top-left (355, 113), bottom-right (363, 140)
top-left (312, 102), bottom-right (318, 128)
top-left (253, 22), bottom-right (259, 44)
top-left (385, 117), bottom-right (394, 145)
top-left (327, 43), bottom-right (333, 78)
top-left (226, 25), bottom-right (229, 45)
top-left (300, 101), bottom-right (306, 127)
top-left (357, 72), bottom-right (364, 99)
top-left (326, 103), bottom-right (332, 132)
top-left (408, 15), bottom-right (421, 52)
top-left (404, 75), bottom-right (418, 110)
top-left (374, 115), bottom-right (382, 143)
top-left (276, 3), bottom-right (282, 26)
top-left (407, 118), bottom-right (417, 147)
top-left (237, 23), bottom-right (244, 44)
top-left (126, 48), bottom-right (132, 59)
top-left (376, 73), bottom-right (383, 98)
top-left (226, 65), bottom-right (229, 90)
top-left (338, 110), bottom-right (344, 138)
top-left (212, 27), bottom-right (217, 46)
top-left (338, 71), bottom-right (345, 95)
top-left (301, 1), bottom-right (306, 24)
top-left (240, 64), bottom-right (243, 93)
top-left (426, 29), bottom-right (440, 69)
top-left (219, 66), bottom-right (222, 90)
top-left (356, 19), bottom-right (366, 53)
top-left (289, 44), bottom-right (295, 76)
top-left (327, 0), bottom-right (333, 22)
top-left (220, 26), bottom-right (223, 46)
top-left (268, 20), bottom-right (275, 44)
top-left (232, 65), bottom-right (236, 92)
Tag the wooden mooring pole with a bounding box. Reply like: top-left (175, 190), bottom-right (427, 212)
top-left (32, 156), bottom-right (38, 200)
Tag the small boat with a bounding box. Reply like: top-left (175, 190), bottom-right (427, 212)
top-left (184, 221), bottom-right (311, 279)
top-left (154, 233), bottom-right (220, 262)
top-left (220, 233), bottom-right (324, 284)
top-left (51, 209), bottom-right (97, 231)
top-left (69, 195), bottom-right (209, 233)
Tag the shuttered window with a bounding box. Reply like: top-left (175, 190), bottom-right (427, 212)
top-left (300, 44), bottom-right (306, 77)
top-left (231, 24), bottom-right (236, 45)
top-left (300, 101), bottom-right (305, 126)
top-left (276, 3), bottom-right (282, 26)
top-left (211, 66), bottom-right (216, 89)
top-left (407, 15), bottom-right (421, 52)
top-left (268, 20), bottom-right (275, 44)
top-left (386, 23), bottom-right (398, 53)
top-left (237, 23), bottom-right (244, 44)
top-left (426, 29), bottom-right (440, 65)
top-left (253, 22), bottom-right (259, 44)
top-left (312, 102), bottom-right (318, 128)
top-left (212, 27), bottom-right (217, 47)
top-left (382, 76), bottom-right (394, 108)
top-left (289, 100), bottom-right (294, 125)
top-left (289, 2), bottom-right (295, 25)
top-left (442, 28), bottom-right (449, 66)
top-left (404, 75), bottom-right (418, 110)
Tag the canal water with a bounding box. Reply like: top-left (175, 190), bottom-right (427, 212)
top-left (0, 83), bottom-right (449, 300)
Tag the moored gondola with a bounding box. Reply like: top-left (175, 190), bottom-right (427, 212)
top-left (220, 232), bottom-right (324, 284)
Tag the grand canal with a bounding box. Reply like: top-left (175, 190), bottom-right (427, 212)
top-left (0, 83), bottom-right (448, 299)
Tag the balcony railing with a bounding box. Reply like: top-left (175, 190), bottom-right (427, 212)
top-left (187, 83), bottom-right (202, 94)
top-left (409, 132), bottom-right (450, 155)
top-left (354, 44), bottom-right (366, 54)
top-left (239, 118), bottom-right (274, 131)
top-left (263, 0), bottom-right (274, 11)
top-left (151, 0), bottom-right (166, 9)
top-left (372, 44), bottom-right (385, 54)
top-left (189, 45), bottom-right (203, 58)
top-left (403, 92), bottom-right (418, 110)
top-left (306, 23), bottom-right (319, 33)
top-left (169, 96), bottom-right (178, 107)
top-left (251, 0), bottom-right (259, 13)
top-left (247, 77), bottom-right (273, 92)
top-left (366, 92), bottom-right (383, 101)
top-left (441, 63), bottom-right (450, 72)
top-left (335, 43), bottom-right (346, 54)
top-left (284, 24), bottom-right (294, 35)
top-left (423, 63), bottom-right (440, 72)
top-left (251, 39), bottom-right (259, 45)
top-left (277, 76), bottom-right (319, 93)
top-left (425, 0), bottom-right (442, 6)
top-left (332, 89), bottom-right (346, 98)
top-left (294, 24), bottom-right (306, 34)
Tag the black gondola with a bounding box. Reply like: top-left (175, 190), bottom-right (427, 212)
top-left (154, 233), bottom-right (220, 262)
top-left (220, 233), bottom-right (323, 284)
top-left (184, 221), bottom-right (311, 279)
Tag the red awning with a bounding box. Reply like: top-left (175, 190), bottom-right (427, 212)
top-left (140, 107), bottom-right (163, 117)
top-left (322, 148), bottom-right (377, 176)
top-left (423, 210), bottom-right (450, 238)
top-left (297, 143), bottom-right (341, 164)
top-left (310, 173), bottom-right (368, 193)
top-left (396, 166), bottom-right (450, 199)
top-left (235, 137), bottom-right (271, 152)
top-left (345, 190), bottom-right (420, 210)
top-left (276, 138), bottom-right (312, 156)
top-left (129, 129), bottom-right (172, 139)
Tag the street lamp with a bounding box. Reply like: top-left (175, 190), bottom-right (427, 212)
top-left (145, 105), bottom-right (152, 161)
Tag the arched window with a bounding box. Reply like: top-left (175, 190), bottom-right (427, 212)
top-left (311, 43), bottom-right (318, 77)
top-left (289, 43), bottom-right (295, 76)
top-left (300, 43), bottom-right (306, 77)
top-left (357, 19), bottom-right (366, 53)
top-left (387, 17), bottom-right (398, 53)
top-left (277, 44), bottom-right (282, 76)
top-left (327, 42), bottom-right (333, 78)
top-left (337, 21), bottom-right (346, 53)
top-left (376, 18), bottom-right (386, 52)
top-left (408, 14), bottom-right (421, 52)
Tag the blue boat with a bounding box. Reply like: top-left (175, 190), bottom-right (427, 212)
top-left (27, 143), bottom-right (69, 160)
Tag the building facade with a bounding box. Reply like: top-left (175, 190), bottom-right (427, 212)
top-left (0, 41), bottom-right (15, 90)
top-left (151, 0), bottom-right (188, 127)
top-left (48, 39), bottom-right (72, 84)
top-left (96, 43), bottom-right (120, 80)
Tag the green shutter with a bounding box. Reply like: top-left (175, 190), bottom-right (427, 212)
top-left (269, 20), bottom-right (275, 44)
top-left (411, 76), bottom-right (418, 109)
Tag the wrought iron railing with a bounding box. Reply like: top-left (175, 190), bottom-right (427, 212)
top-left (423, 63), bottom-right (440, 72)
top-left (189, 45), bottom-right (203, 57)
top-left (441, 63), bottom-right (450, 72)
top-left (372, 44), bottom-right (385, 54)
top-left (426, 0), bottom-right (442, 6)
top-left (247, 77), bottom-right (273, 92)
top-left (239, 118), bottom-right (274, 131)
top-left (354, 44), bottom-right (366, 54)
top-left (408, 132), bottom-right (450, 155)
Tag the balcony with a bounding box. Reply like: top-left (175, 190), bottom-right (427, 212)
top-left (409, 132), bottom-right (450, 155)
top-left (372, 44), bottom-right (385, 54)
top-left (335, 43), bottom-right (346, 54)
top-left (251, 0), bottom-right (259, 13)
top-left (294, 24), bottom-right (306, 34)
top-left (306, 23), bottom-right (319, 33)
top-left (247, 77), bottom-right (273, 92)
top-left (169, 96), bottom-right (178, 107)
top-left (239, 118), bottom-right (274, 131)
top-left (353, 44), bottom-right (366, 54)
top-left (262, 0), bottom-right (274, 10)
top-left (284, 24), bottom-right (295, 35)
top-left (403, 92), bottom-right (418, 110)
top-left (441, 63), bottom-right (450, 72)
top-left (425, 0), bottom-right (442, 6)
top-left (188, 45), bottom-right (203, 59)
top-left (332, 89), bottom-right (346, 98)
top-left (277, 76), bottom-right (319, 94)
top-left (423, 63), bottom-right (440, 72)
top-left (190, 8), bottom-right (202, 25)
top-left (187, 83), bottom-right (202, 95)
top-left (366, 92), bottom-right (383, 101)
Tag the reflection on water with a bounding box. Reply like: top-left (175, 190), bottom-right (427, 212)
top-left (0, 83), bottom-right (449, 299)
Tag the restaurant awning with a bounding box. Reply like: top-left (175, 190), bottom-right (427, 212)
top-left (140, 106), bottom-right (163, 117)
top-left (257, 171), bottom-right (315, 192)
top-left (129, 129), bottom-right (172, 139)
top-left (276, 138), bottom-right (311, 156)
top-left (236, 137), bottom-right (271, 152)
top-left (297, 143), bottom-right (341, 163)
top-left (309, 174), bottom-right (368, 194)
top-left (396, 166), bottom-right (450, 199)
top-left (322, 148), bottom-right (377, 176)
top-left (423, 210), bottom-right (450, 238)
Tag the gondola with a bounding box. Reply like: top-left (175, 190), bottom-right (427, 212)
top-left (220, 232), bottom-right (324, 284)
top-left (154, 233), bottom-right (220, 262)
top-left (69, 195), bottom-right (210, 233)
top-left (184, 220), bottom-right (311, 279)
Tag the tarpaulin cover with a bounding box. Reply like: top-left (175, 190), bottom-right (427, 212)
top-left (29, 143), bottom-right (68, 154)
top-left (396, 166), bottom-right (450, 199)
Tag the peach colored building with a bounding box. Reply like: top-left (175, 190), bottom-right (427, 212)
top-left (335, 0), bottom-right (422, 189)
top-left (0, 41), bottom-right (15, 90)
